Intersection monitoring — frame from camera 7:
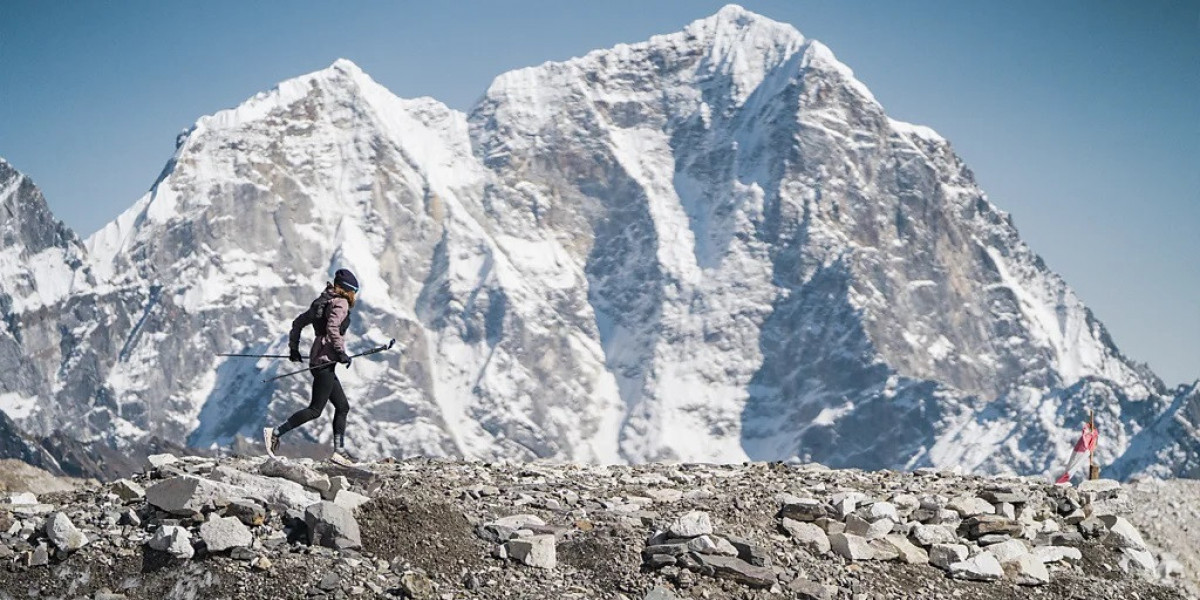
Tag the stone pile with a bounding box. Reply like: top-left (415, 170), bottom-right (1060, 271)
top-left (641, 510), bottom-right (777, 588)
top-left (769, 474), bottom-right (1151, 588)
top-left (0, 453), bottom-right (373, 579)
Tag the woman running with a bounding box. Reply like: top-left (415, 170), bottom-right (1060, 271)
top-left (263, 268), bottom-right (359, 465)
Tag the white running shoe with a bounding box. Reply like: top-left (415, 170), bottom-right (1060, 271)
top-left (263, 427), bottom-right (280, 457)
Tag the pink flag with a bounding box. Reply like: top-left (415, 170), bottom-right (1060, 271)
top-left (1055, 423), bottom-right (1099, 484)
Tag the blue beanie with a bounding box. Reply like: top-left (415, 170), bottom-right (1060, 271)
top-left (334, 269), bottom-right (359, 292)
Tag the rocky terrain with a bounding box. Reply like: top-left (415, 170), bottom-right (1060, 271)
top-left (0, 455), bottom-right (1189, 600)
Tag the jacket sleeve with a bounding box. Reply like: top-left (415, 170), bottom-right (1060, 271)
top-left (288, 303), bottom-right (316, 352)
top-left (325, 298), bottom-right (350, 358)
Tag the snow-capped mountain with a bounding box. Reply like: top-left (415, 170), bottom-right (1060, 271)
top-left (0, 5), bottom-right (1195, 479)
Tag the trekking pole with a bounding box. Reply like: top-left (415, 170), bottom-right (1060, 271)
top-left (262, 339), bottom-right (396, 383)
top-left (218, 352), bottom-right (308, 359)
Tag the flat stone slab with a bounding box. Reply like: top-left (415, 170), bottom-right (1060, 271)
top-left (692, 553), bottom-right (776, 588)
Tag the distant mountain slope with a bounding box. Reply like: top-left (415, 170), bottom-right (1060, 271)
top-left (0, 5), bottom-right (1194, 479)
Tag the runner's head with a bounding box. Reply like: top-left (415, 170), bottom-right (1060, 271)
top-left (333, 268), bottom-right (359, 306)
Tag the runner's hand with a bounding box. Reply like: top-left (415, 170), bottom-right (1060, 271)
top-left (288, 348), bottom-right (302, 363)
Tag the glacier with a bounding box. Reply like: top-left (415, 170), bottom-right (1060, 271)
top-left (0, 5), bottom-right (1196, 480)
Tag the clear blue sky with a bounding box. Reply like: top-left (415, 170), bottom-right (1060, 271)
top-left (1, 1), bottom-right (1196, 385)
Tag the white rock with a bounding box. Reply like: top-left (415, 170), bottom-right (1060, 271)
top-left (949, 552), bottom-right (1004, 581)
top-left (506, 534), bottom-right (556, 569)
top-left (947, 496), bottom-right (995, 517)
top-left (199, 516), bottom-right (253, 552)
top-left (1031, 545), bottom-right (1081, 564)
top-left (1005, 554), bottom-right (1050, 586)
top-left (911, 523), bottom-right (957, 546)
top-left (781, 519), bottom-right (830, 554)
top-left (333, 490), bottom-right (371, 511)
top-left (260, 457), bottom-right (331, 492)
top-left (845, 515), bottom-right (893, 540)
top-left (1120, 548), bottom-right (1156, 574)
top-left (829, 533), bottom-right (875, 561)
top-left (685, 535), bottom-right (738, 556)
top-left (5, 492), bottom-right (37, 505)
top-left (668, 511), bottom-right (712, 538)
top-left (145, 453), bottom-right (180, 470)
top-left (929, 544), bottom-right (970, 570)
top-left (986, 539), bottom-right (1029, 564)
top-left (860, 502), bottom-right (899, 522)
top-left (209, 466), bottom-right (322, 513)
top-left (1099, 515), bottom-right (1146, 550)
top-left (882, 534), bottom-right (928, 565)
top-left (148, 525), bottom-right (194, 559)
top-left (45, 513), bottom-right (88, 551)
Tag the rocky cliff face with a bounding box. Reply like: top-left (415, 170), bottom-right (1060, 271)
top-left (0, 6), bottom-right (1194, 479)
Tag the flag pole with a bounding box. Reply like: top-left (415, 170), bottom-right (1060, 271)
top-left (1088, 409), bottom-right (1100, 480)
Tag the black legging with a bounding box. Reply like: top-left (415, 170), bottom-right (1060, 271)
top-left (279, 364), bottom-right (348, 438)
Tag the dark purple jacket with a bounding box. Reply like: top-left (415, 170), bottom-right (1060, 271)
top-left (289, 284), bottom-right (351, 366)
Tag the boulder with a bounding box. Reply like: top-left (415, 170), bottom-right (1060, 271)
top-left (881, 534), bottom-right (928, 565)
top-left (260, 458), bottom-right (331, 493)
top-left (304, 501), bottom-right (361, 550)
top-left (778, 498), bottom-right (826, 522)
top-left (45, 512), bottom-right (88, 552)
top-left (1119, 548), bottom-right (1156, 574)
top-left (667, 511), bottom-right (712, 538)
top-left (148, 525), bottom-right (194, 559)
top-left (986, 539), bottom-right (1029, 564)
top-left (145, 476), bottom-right (235, 516)
top-left (724, 535), bottom-right (772, 567)
top-left (110, 479), bottom-right (145, 501)
top-left (948, 496), bottom-right (995, 517)
top-left (144, 453), bottom-right (179, 470)
top-left (332, 490), bottom-right (371, 512)
top-left (691, 553), bottom-right (776, 588)
top-left (1005, 554), bottom-right (1050, 586)
top-left (322, 476), bottom-right (351, 501)
top-left (505, 534), bottom-right (556, 569)
top-left (929, 544), bottom-right (969, 570)
top-left (199, 516), bottom-right (253, 552)
top-left (949, 552), bottom-right (1004, 581)
top-left (685, 534), bottom-right (738, 556)
top-left (858, 501), bottom-right (899, 522)
top-left (845, 515), bottom-right (893, 540)
top-left (910, 523), bottom-right (957, 546)
top-left (781, 518), bottom-right (830, 554)
top-left (224, 498), bottom-right (266, 527)
top-left (1099, 516), bottom-right (1147, 550)
top-left (829, 533), bottom-right (875, 561)
top-left (209, 466), bottom-right (321, 512)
